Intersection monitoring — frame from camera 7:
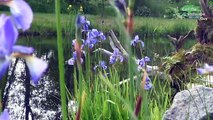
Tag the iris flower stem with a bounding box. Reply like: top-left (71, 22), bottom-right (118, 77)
top-left (128, 0), bottom-right (135, 10)
top-left (0, 72), bottom-right (9, 112)
top-left (75, 14), bottom-right (83, 96)
top-left (115, 10), bottom-right (136, 111)
top-left (126, 0), bottom-right (136, 111)
top-left (114, 0), bottom-right (136, 111)
top-left (55, 0), bottom-right (67, 119)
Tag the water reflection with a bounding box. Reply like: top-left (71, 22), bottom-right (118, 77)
top-left (4, 36), bottom-right (62, 119)
top-left (5, 51), bottom-right (60, 119)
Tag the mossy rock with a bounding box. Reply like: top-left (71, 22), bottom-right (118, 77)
top-left (162, 43), bottom-right (213, 91)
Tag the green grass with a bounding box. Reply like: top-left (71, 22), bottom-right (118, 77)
top-left (30, 13), bottom-right (76, 36)
top-left (134, 17), bottom-right (196, 37)
top-left (29, 13), bottom-right (196, 37)
top-left (68, 66), bottom-right (172, 120)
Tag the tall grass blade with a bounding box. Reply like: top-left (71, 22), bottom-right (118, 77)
top-left (55, 0), bottom-right (67, 119)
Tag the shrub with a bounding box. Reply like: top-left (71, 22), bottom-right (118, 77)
top-left (135, 6), bottom-right (151, 17)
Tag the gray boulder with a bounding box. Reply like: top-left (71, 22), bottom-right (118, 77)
top-left (163, 85), bottom-right (213, 120)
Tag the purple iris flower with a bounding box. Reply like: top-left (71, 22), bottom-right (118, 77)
top-left (93, 61), bottom-right (107, 70)
top-left (131, 35), bottom-right (144, 48)
top-left (137, 56), bottom-right (150, 70)
top-left (109, 48), bottom-right (124, 64)
top-left (72, 39), bottom-right (76, 46)
top-left (99, 32), bottom-right (106, 40)
top-left (76, 15), bottom-right (90, 31)
top-left (0, 109), bottom-right (9, 120)
top-left (87, 29), bottom-right (106, 41)
top-left (144, 56), bottom-right (150, 61)
top-left (84, 29), bottom-right (106, 49)
top-left (144, 76), bottom-right (152, 90)
top-left (109, 55), bottom-right (116, 64)
top-left (99, 61), bottom-right (107, 70)
top-left (0, 0), bottom-right (33, 31)
top-left (84, 39), bottom-right (95, 49)
top-left (197, 63), bottom-right (213, 75)
top-left (0, 14), bottom-right (47, 85)
top-left (87, 29), bottom-right (99, 39)
top-left (68, 51), bottom-right (84, 65)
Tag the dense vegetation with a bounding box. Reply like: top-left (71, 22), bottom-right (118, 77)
top-left (28, 0), bottom-right (205, 17)
top-left (0, 0), bottom-right (212, 119)
top-left (1, 0), bottom-right (206, 17)
top-left (29, 13), bottom-right (196, 37)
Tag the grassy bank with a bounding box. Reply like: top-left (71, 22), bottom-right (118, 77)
top-left (27, 13), bottom-right (196, 37)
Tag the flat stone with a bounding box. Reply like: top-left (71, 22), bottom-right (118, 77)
top-left (163, 86), bottom-right (213, 120)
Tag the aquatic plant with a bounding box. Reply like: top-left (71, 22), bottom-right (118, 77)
top-left (0, 0), bottom-right (47, 117)
top-left (68, 15), bottom-right (106, 66)
top-left (137, 56), bottom-right (150, 70)
top-left (76, 15), bottom-right (90, 31)
top-left (93, 61), bottom-right (108, 70)
top-left (131, 35), bottom-right (144, 47)
top-left (0, 0), bottom-right (211, 119)
top-left (66, 1), bottom-right (156, 119)
top-left (55, 0), bottom-right (68, 119)
top-left (63, 0), bottom-right (211, 119)
top-left (109, 48), bottom-right (124, 64)
top-left (0, 0), bottom-right (48, 82)
top-left (0, 14), bottom-right (47, 84)
top-left (68, 51), bottom-right (85, 65)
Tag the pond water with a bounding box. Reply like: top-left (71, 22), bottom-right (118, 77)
top-left (3, 36), bottom-right (196, 119)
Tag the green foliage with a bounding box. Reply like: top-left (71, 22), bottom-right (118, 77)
top-left (209, 0), bottom-right (213, 6)
top-left (134, 0), bottom-right (200, 17)
top-left (135, 6), bottom-right (151, 17)
top-left (27, 0), bottom-right (110, 15)
top-left (169, 21), bottom-right (191, 36)
top-left (164, 7), bottom-right (181, 19)
top-left (29, 13), bottom-right (196, 37)
top-left (68, 67), bottom-right (172, 120)
top-left (27, 0), bottom-right (68, 13)
top-left (134, 17), bottom-right (195, 37)
top-left (1, 0), bottom-right (201, 16)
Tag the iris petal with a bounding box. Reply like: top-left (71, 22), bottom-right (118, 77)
top-left (68, 58), bottom-right (75, 65)
top-left (144, 56), bottom-right (150, 62)
top-left (197, 68), bottom-right (207, 74)
top-left (100, 33), bottom-right (106, 40)
top-left (8, 0), bottom-right (33, 31)
top-left (135, 35), bottom-right (139, 41)
top-left (144, 76), bottom-right (152, 90)
top-left (0, 14), bottom-right (18, 54)
top-left (140, 41), bottom-right (144, 48)
top-left (0, 109), bottom-right (9, 120)
top-left (0, 59), bottom-right (10, 80)
top-left (204, 63), bottom-right (213, 72)
top-left (25, 56), bottom-right (48, 85)
top-left (13, 45), bottom-right (34, 54)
